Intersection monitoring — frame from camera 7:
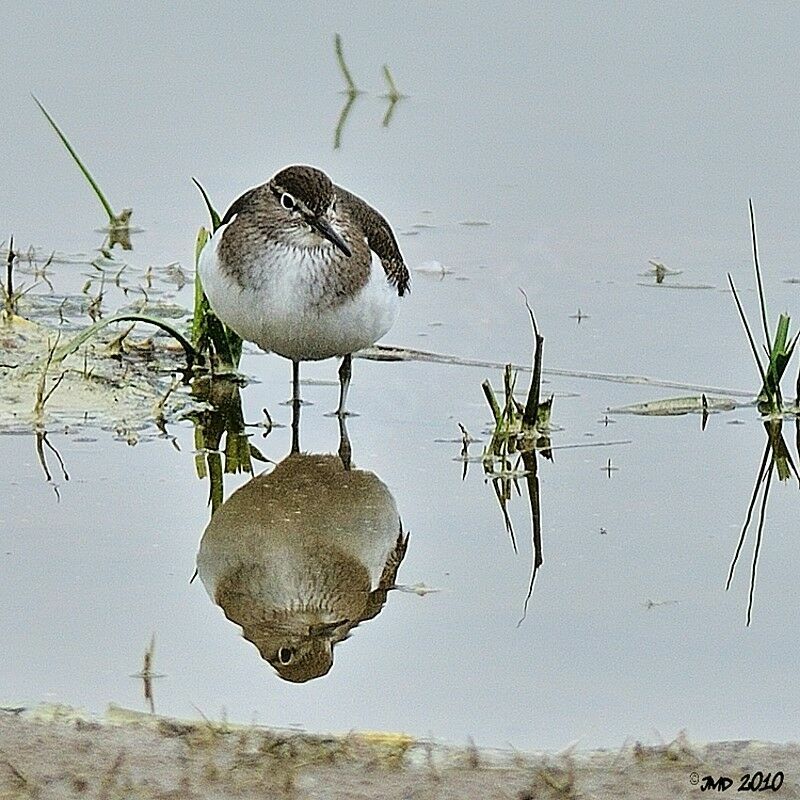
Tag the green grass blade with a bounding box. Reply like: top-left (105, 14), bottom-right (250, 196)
top-left (192, 227), bottom-right (211, 350)
top-left (727, 273), bottom-right (768, 388)
top-left (192, 178), bottom-right (221, 232)
top-left (192, 223), bottom-right (242, 369)
top-left (48, 312), bottom-right (202, 369)
top-left (760, 314), bottom-right (794, 404)
top-left (32, 94), bottom-right (116, 223)
top-left (749, 199), bottom-right (772, 354)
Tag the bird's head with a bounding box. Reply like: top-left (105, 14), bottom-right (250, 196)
top-left (269, 165), bottom-right (351, 257)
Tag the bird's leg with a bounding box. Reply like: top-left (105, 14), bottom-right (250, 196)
top-left (291, 360), bottom-right (301, 453)
top-left (335, 353), bottom-right (353, 417)
top-left (337, 414), bottom-right (352, 471)
top-left (292, 360), bottom-right (301, 404)
top-left (291, 400), bottom-right (301, 453)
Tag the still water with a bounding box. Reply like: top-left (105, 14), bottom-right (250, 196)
top-left (2, 2), bottom-right (800, 750)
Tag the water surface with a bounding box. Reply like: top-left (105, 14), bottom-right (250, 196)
top-left (2, 2), bottom-right (800, 750)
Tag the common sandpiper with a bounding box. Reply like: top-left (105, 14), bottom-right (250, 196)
top-left (198, 165), bottom-right (410, 415)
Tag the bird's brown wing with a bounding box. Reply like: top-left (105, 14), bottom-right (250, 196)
top-left (335, 186), bottom-right (410, 297)
top-left (221, 185), bottom-right (262, 225)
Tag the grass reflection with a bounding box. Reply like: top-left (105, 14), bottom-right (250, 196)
top-left (726, 418), bottom-right (800, 625)
top-left (478, 298), bottom-right (551, 622)
top-left (188, 377), bottom-right (268, 514)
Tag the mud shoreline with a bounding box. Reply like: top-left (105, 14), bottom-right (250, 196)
top-left (1, 704), bottom-right (797, 799)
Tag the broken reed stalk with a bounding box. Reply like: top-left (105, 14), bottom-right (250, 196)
top-left (32, 95), bottom-right (118, 224)
top-left (521, 290), bottom-right (544, 429)
top-left (482, 379), bottom-right (502, 423)
top-left (142, 634), bottom-right (156, 676)
top-left (380, 64), bottom-right (405, 127)
top-left (334, 34), bottom-right (360, 95)
top-left (382, 65), bottom-right (403, 101)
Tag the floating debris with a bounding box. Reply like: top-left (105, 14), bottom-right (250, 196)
top-left (607, 396), bottom-right (739, 416)
top-left (413, 261), bottom-right (454, 276)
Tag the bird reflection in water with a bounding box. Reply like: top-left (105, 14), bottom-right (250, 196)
top-left (196, 416), bottom-right (408, 682)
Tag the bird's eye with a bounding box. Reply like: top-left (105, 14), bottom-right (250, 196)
top-left (278, 647), bottom-right (293, 665)
top-left (280, 193), bottom-right (296, 210)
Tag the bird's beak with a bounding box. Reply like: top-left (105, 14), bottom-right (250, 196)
top-left (309, 619), bottom-right (350, 637)
top-left (311, 216), bottom-right (351, 257)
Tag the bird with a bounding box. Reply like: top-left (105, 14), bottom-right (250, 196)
top-left (196, 451), bottom-right (408, 682)
top-left (197, 164), bottom-right (409, 415)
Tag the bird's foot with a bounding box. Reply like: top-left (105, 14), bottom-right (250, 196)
top-left (280, 398), bottom-right (313, 407)
top-left (324, 409), bottom-right (359, 418)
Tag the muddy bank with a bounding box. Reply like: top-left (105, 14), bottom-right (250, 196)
top-left (0, 705), bottom-right (798, 799)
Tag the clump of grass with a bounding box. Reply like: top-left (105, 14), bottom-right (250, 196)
top-left (480, 294), bottom-right (549, 621)
top-left (482, 292), bottom-right (552, 458)
top-left (191, 181), bottom-right (243, 371)
top-left (727, 200), bottom-right (798, 416)
top-left (32, 95), bottom-right (133, 249)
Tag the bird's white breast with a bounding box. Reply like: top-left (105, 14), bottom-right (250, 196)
top-left (198, 223), bottom-right (401, 361)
